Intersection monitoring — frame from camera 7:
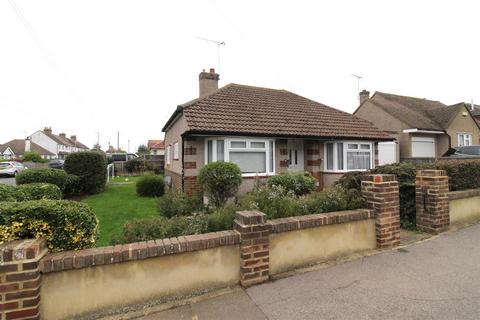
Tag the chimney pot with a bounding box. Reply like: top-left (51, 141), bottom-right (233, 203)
top-left (43, 127), bottom-right (52, 134)
top-left (70, 135), bottom-right (77, 142)
top-left (59, 133), bottom-right (66, 139)
top-left (359, 89), bottom-right (370, 105)
top-left (199, 68), bottom-right (220, 97)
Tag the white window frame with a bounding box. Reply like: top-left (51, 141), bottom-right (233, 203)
top-left (166, 145), bottom-right (171, 165)
top-left (173, 142), bottom-right (179, 159)
top-left (205, 137), bottom-right (275, 177)
top-left (457, 133), bottom-right (473, 147)
top-left (323, 141), bottom-right (374, 172)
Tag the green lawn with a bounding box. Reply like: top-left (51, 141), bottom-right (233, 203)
top-left (82, 176), bottom-right (158, 246)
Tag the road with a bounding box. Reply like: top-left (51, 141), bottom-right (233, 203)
top-left (0, 177), bottom-right (15, 186)
top-left (139, 223), bottom-right (480, 320)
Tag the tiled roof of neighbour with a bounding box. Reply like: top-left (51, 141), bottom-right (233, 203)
top-left (43, 132), bottom-right (87, 149)
top-left (164, 83), bottom-right (392, 140)
top-left (0, 140), bottom-right (55, 156)
top-left (366, 92), bottom-right (476, 131)
top-left (147, 140), bottom-right (165, 149)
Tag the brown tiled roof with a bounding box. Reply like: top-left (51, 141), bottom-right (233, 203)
top-left (365, 92), bottom-right (476, 131)
top-left (43, 132), bottom-right (88, 149)
top-left (147, 140), bottom-right (165, 149)
top-left (0, 140), bottom-right (55, 156)
top-left (164, 83), bottom-right (392, 140)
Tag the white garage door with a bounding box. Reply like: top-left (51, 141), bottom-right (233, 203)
top-left (378, 142), bottom-right (397, 165)
top-left (411, 137), bottom-right (435, 158)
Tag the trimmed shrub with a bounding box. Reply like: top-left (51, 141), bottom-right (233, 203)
top-left (64, 174), bottom-right (82, 198)
top-left (22, 151), bottom-right (44, 163)
top-left (198, 162), bottom-right (242, 207)
top-left (64, 151), bottom-right (107, 194)
top-left (125, 158), bottom-right (153, 173)
top-left (16, 168), bottom-right (71, 191)
top-left (136, 175), bottom-right (165, 197)
top-left (435, 160), bottom-right (480, 191)
top-left (304, 186), bottom-right (366, 214)
top-left (267, 171), bottom-right (316, 197)
top-left (15, 183), bottom-right (62, 200)
top-left (206, 204), bottom-right (236, 232)
top-left (334, 171), bottom-right (367, 191)
top-left (0, 200), bottom-right (98, 251)
top-left (157, 191), bottom-right (203, 218)
top-left (0, 185), bottom-right (28, 202)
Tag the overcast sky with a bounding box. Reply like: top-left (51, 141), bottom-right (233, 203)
top-left (1, 0), bottom-right (479, 151)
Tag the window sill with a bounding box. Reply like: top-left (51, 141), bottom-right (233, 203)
top-left (241, 173), bottom-right (275, 178)
top-left (323, 169), bottom-right (369, 173)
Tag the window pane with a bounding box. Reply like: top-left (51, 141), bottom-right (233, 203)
top-left (230, 152), bottom-right (266, 173)
top-left (360, 144), bottom-right (370, 150)
top-left (326, 143), bottom-right (334, 170)
top-left (269, 141), bottom-right (274, 172)
top-left (207, 140), bottom-right (213, 163)
top-left (231, 141), bottom-right (247, 148)
top-left (347, 144), bottom-right (358, 149)
top-left (347, 151), bottom-right (371, 170)
top-left (217, 140), bottom-right (224, 161)
top-left (251, 142), bottom-right (265, 148)
top-left (337, 143), bottom-right (344, 170)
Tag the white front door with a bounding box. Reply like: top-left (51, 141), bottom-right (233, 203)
top-left (287, 140), bottom-right (304, 171)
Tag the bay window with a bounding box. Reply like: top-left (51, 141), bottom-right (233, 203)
top-left (205, 138), bottom-right (275, 176)
top-left (324, 142), bottom-right (373, 172)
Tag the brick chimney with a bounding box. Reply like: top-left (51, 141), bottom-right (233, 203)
top-left (359, 89), bottom-right (370, 105)
top-left (70, 135), bottom-right (77, 143)
top-left (25, 137), bottom-right (31, 152)
top-left (199, 68), bottom-right (219, 98)
top-left (43, 127), bottom-right (52, 134)
top-left (59, 133), bottom-right (66, 139)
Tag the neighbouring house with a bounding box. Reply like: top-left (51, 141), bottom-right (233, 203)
top-left (469, 103), bottom-right (480, 126)
top-left (162, 69), bottom-right (393, 196)
top-left (29, 127), bottom-right (89, 159)
top-left (147, 140), bottom-right (165, 155)
top-left (354, 91), bottom-right (480, 161)
top-left (0, 138), bottom-right (55, 160)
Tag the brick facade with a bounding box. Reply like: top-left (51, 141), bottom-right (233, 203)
top-left (416, 170), bottom-right (450, 234)
top-left (304, 141), bottom-right (323, 191)
top-left (165, 169), bottom-right (182, 192)
top-left (184, 176), bottom-right (201, 196)
top-left (362, 174), bottom-right (400, 248)
top-left (234, 211), bottom-right (271, 287)
top-left (0, 239), bottom-right (47, 320)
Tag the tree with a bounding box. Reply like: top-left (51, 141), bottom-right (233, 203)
top-left (92, 143), bottom-right (102, 151)
top-left (137, 144), bottom-right (150, 155)
top-left (22, 151), bottom-right (44, 163)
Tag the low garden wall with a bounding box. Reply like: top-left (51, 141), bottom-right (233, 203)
top-left (1, 174), bottom-right (401, 320)
top-left (448, 189), bottom-right (480, 226)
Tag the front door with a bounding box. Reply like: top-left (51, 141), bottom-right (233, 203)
top-left (287, 139), bottom-right (304, 171)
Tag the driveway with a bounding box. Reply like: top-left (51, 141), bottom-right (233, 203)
top-left (138, 224), bottom-right (480, 320)
top-left (0, 177), bottom-right (16, 186)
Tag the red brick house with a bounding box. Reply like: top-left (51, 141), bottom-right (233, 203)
top-left (162, 69), bottom-right (392, 196)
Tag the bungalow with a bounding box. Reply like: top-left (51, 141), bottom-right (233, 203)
top-left (162, 69), bottom-right (392, 196)
top-left (29, 127), bottom-right (89, 159)
top-left (147, 140), bottom-right (165, 155)
top-left (354, 91), bottom-right (480, 161)
top-left (0, 138), bottom-right (55, 159)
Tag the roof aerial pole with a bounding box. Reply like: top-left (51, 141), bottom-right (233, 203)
top-left (351, 73), bottom-right (363, 101)
top-left (196, 37), bottom-right (226, 73)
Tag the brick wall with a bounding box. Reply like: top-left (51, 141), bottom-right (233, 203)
top-left (165, 169), bottom-right (182, 192)
top-left (0, 239), bottom-right (47, 320)
top-left (416, 170), bottom-right (449, 234)
top-left (304, 140), bottom-right (323, 190)
top-left (362, 174), bottom-right (400, 248)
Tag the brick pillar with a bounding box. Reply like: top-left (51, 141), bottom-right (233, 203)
top-left (183, 137), bottom-right (201, 196)
top-left (277, 139), bottom-right (289, 173)
top-left (305, 141), bottom-right (323, 191)
top-left (0, 239), bottom-right (47, 320)
top-left (416, 170), bottom-right (449, 234)
top-left (362, 174), bottom-right (400, 248)
top-left (234, 211), bottom-right (271, 287)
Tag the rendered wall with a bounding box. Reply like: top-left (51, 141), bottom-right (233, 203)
top-left (449, 190), bottom-right (480, 225)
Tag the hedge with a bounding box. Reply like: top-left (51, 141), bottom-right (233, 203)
top-left (0, 185), bottom-right (28, 202)
top-left (267, 171), bottom-right (316, 197)
top-left (0, 200), bottom-right (98, 251)
top-left (136, 175), bottom-right (165, 197)
top-left (64, 151), bottom-right (106, 194)
top-left (16, 168), bottom-right (72, 191)
top-left (15, 183), bottom-right (62, 200)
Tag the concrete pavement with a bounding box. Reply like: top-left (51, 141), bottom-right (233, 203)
top-left (0, 177), bottom-right (15, 186)
top-left (136, 223), bottom-right (480, 320)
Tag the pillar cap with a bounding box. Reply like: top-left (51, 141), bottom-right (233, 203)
top-left (363, 174), bottom-right (397, 183)
top-left (416, 169), bottom-right (447, 177)
top-left (235, 211), bottom-right (266, 225)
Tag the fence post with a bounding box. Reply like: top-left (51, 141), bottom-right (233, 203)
top-left (415, 169), bottom-right (450, 234)
top-left (362, 174), bottom-right (401, 248)
top-left (0, 238), bottom-right (47, 320)
top-left (234, 211), bottom-right (271, 287)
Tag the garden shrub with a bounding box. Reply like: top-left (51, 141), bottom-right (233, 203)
top-left (22, 151), bottom-right (44, 163)
top-left (435, 160), bottom-right (480, 191)
top-left (64, 151), bottom-right (106, 194)
top-left (304, 186), bottom-right (366, 214)
top-left (15, 183), bottom-right (62, 200)
top-left (0, 185), bottom-right (28, 202)
top-left (157, 191), bottom-right (203, 218)
top-left (267, 171), bottom-right (316, 196)
top-left (125, 158), bottom-right (153, 173)
top-left (64, 174), bottom-right (82, 198)
top-left (0, 200), bottom-right (98, 251)
top-left (206, 204), bottom-right (236, 232)
top-left (16, 168), bottom-right (72, 191)
top-left (136, 175), bottom-right (165, 197)
top-left (198, 162), bottom-right (242, 207)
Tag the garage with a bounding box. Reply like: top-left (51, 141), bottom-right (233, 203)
top-left (411, 136), bottom-right (435, 158)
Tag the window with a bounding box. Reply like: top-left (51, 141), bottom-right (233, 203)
top-left (166, 145), bottom-right (171, 165)
top-left (458, 133), bottom-right (472, 147)
top-left (205, 138), bottom-right (275, 176)
top-left (325, 142), bottom-right (373, 172)
top-left (173, 142), bottom-right (179, 159)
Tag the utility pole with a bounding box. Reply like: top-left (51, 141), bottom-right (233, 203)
top-left (128, 139), bottom-right (130, 153)
top-left (117, 131), bottom-right (120, 151)
top-left (96, 132), bottom-right (100, 150)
